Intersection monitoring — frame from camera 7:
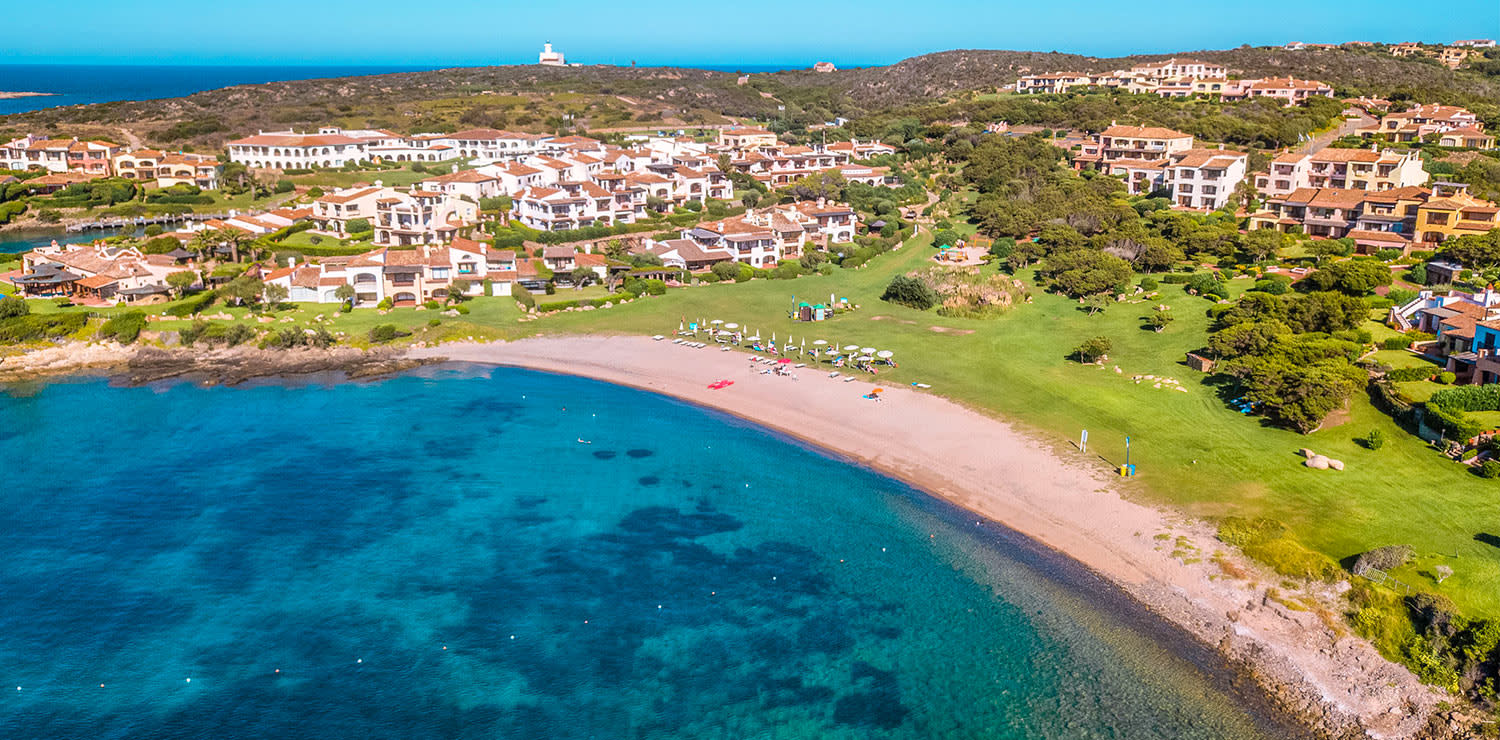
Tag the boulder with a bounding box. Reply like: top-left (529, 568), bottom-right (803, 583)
top-left (1327, 459), bottom-right (1345, 471)
top-left (1305, 455), bottom-right (1331, 470)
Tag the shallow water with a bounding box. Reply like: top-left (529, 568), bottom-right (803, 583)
top-left (0, 365), bottom-right (1308, 739)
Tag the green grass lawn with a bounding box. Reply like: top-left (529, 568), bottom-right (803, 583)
top-left (481, 234), bottom-right (1500, 619)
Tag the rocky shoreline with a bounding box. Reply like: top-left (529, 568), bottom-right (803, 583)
top-left (0, 341), bottom-right (432, 387)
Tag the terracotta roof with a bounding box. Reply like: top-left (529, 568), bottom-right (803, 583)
top-left (1100, 124), bottom-right (1192, 140)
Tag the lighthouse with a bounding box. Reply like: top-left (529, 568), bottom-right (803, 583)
top-left (538, 42), bottom-right (565, 67)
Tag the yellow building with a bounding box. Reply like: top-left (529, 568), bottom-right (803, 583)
top-left (1416, 183), bottom-right (1500, 244)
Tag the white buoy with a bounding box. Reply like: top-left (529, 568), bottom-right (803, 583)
top-left (510, 635), bottom-right (515, 640)
top-left (357, 659), bottom-right (362, 664)
top-left (186, 678), bottom-right (191, 683)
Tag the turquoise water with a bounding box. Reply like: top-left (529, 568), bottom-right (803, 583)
top-left (0, 366), bottom-right (1307, 739)
top-left (0, 227), bottom-right (135, 254)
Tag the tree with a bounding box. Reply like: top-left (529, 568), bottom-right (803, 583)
top-left (568, 267), bottom-right (596, 287)
top-left (449, 278), bottom-right (472, 301)
top-left (710, 261), bottom-right (741, 282)
top-left (1037, 250), bottom-right (1132, 298)
top-left (165, 270), bottom-right (197, 298)
top-left (1362, 429), bottom-right (1385, 450)
top-left (602, 239), bottom-right (629, 261)
top-left (1075, 336), bottom-right (1112, 363)
top-left (1437, 229), bottom-right (1500, 269)
top-left (1304, 260), bottom-right (1392, 296)
top-left (931, 228), bottom-right (960, 248)
top-left (346, 218), bottom-right (371, 235)
top-left (1241, 228), bottom-right (1289, 262)
top-left (1307, 238), bottom-right (1355, 264)
top-left (334, 283), bottom-right (356, 309)
top-left (880, 275), bottom-right (938, 310)
top-left (1435, 565), bottom-right (1453, 583)
top-left (1083, 293), bottom-right (1111, 316)
top-left (220, 274), bottom-right (263, 307)
top-left (263, 282), bottom-right (289, 307)
top-left (1147, 311), bottom-right (1175, 332)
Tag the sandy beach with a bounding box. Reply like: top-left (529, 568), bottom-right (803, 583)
top-left (0, 91), bottom-right (51, 99)
top-left (414, 335), bottom-right (1450, 739)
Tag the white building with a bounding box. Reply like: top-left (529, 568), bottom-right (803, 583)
top-left (226, 127), bottom-right (384, 169)
top-left (1164, 149), bottom-right (1247, 210)
top-left (539, 42), bottom-right (566, 66)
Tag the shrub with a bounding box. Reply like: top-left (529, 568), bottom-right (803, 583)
top-left (427, 318), bottom-right (442, 327)
top-left (1352, 545), bottom-right (1412, 572)
top-left (513, 289), bottom-right (536, 310)
top-left (1381, 337), bottom-right (1410, 351)
top-left (1074, 336), bottom-right (1112, 363)
top-left (376, 297), bottom-right (393, 310)
top-left (346, 218), bottom-right (370, 234)
top-left (1478, 460), bottom-right (1500, 479)
top-left (1384, 366), bottom-right (1433, 382)
top-left (1138, 277), bottom-right (1158, 291)
top-left (1185, 272), bottom-right (1229, 300)
top-left (0, 312), bottom-right (88, 342)
top-left (0, 295), bottom-right (29, 319)
top-left (1436, 371), bottom-right (1456, 385)
top-left (1361, 429), bottom-right (1386, 450)
top-left (97, 311), bottom-right (147, 344)
top-left (880, 275), bottom-right (938, 310)
top-left (423, 300), bottom-right (441, 310)
top-left (368, 324), bottom-right (403, 343)
top-left (164, 292), bottom-right (216, 318)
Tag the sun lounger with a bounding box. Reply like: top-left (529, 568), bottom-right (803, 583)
top-left (652, 335), bottom-right (665, 341)
top-left (794, 363), bottom-right (805, 368)
top-left (829, 372), bottom-right (841, 378)
top-left (843, 377), bottom-right (856, 382)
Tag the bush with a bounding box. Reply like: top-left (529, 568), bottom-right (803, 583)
top-left (1361, 429), bottom-right (1386, 450)
top-left (1351, 545), bottom-right (1412, 572)
top-left (346, 218), bottom-right (370, 234)
top-left (164, 292), bottom-right (216, 318)
top-left (367, 324), bottom-right (403, 343)
top-left (1384, 366), bottom-right (1433, 382)
top-left (1138, 277), bottom-right (1158, 291)
top-left (1074, 336), bottom-right (1112, 363)
top-left (0, 295), bottom-right (29, 319)
top-left (880, 275), bottom-right (938, 310)
top-left (97, 311), bottom-right (147, 344)
top-left (1436, 371), bottom-right (1456, 385)
top-left (376, 297), bottom-right (393, 310)
top-left (1381, 337), bottom-right (1410, 351)
top-left (0, 312), bottom-right (88, 343)
top-left (1478, 460), bottom-right (1500, 479)
top-left (423, 300), bottom-right (441, 310)
top-left (1185, 272), bottom-right (1229, 300)
top-left (513, 289), bottom-right (536, 310)
top-left (427, 318), bottom-right (442, 327)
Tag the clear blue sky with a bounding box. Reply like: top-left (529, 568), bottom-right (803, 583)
top-left (4, 0), bottom-right (1496, 67)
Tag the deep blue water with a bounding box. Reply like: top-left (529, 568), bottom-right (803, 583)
top-left (0, 366), bottom-right (1307, 739)
top-left (0, 63), bottom-right (821, 115)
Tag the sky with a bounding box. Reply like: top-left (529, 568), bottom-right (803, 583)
top-left (4, 0), bottom-right (1497, 67)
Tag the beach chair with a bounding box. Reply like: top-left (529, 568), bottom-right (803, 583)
top-left (829, 372), bottom-right (840, 378)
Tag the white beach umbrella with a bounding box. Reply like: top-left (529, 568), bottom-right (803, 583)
top-left (843, 344), bottom-right (860, 352)
top-left (876, 350), bottom-right (894, 359)
top-left (812, 339), bottom-right (827, 346)
top-left (724, 322), bottom-right (738, 329)
top-left (861, 347), bottom-right (876, 355)
top-left (711, 319), bottom-right (724, 325)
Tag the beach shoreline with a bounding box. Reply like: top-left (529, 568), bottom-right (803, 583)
top-left (0, 91), bottom-right (52, 99)
top-left (410, 335), bottom-right (1455, 740)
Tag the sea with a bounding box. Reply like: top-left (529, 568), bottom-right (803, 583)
top-left (0, 364), bottom-right (1309, 739)
top-left (0, 63), bottom-right (817, 116)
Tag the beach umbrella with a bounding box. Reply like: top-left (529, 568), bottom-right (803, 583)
top-left (678, 320), bottom-right (684, 331)
top-left (724, 322), bottom-right (738, 329)
top-left (861, 347), bottom-right (876, 355)
top-left (711, 319), bottom-right (723, 325)
top-left (813, 339), bottom-right (827, 346)
top-left (843, 344), bottom-right (860, 352)
top-left (876, 350), bottom-right (894, 359)
top-left (778, 358), bottom-right (792, 364)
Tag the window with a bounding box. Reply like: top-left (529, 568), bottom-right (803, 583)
top-left (432, 267), bottom-right (450, 279)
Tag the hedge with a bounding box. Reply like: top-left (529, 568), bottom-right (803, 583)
top-left (164, 292), bottom-right (217, 317)
top-left (1385, 366), bottom-right (1434, 382)
top-left (536, 295), bottom-right (630, 312)
top-left (1429, 385), bottom-right (1500, 413)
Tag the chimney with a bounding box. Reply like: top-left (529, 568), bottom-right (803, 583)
top-left (375, 180), bottom-right (383, 187)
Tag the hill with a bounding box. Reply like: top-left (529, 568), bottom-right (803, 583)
top-left (0, 46), bottom-right (1494, 151)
